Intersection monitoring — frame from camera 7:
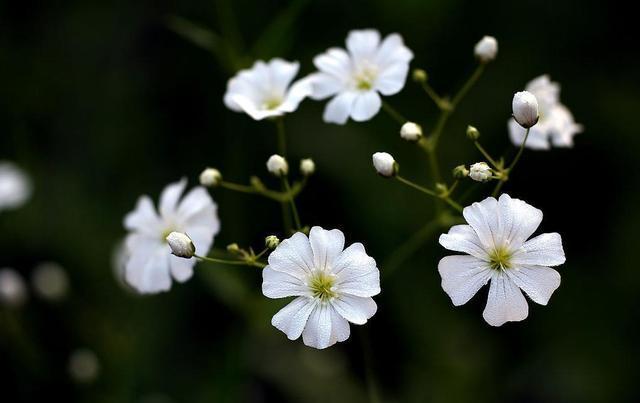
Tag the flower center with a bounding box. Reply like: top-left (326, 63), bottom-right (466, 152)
top-left (161, 228), bottom-right (175, 243)
top-left (354, 64), bottom-right (378, 91)
top-left (308, 270), bottom-right (337, 301)
top-left (488, 246), bottom-right (513, 271)
top-left (262, 96), bottom-right (283, 110)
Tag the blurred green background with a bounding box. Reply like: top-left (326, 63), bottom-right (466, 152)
top-left (1, 0), bottom-right (639, 401)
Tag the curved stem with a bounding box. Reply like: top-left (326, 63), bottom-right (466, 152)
top-left (396, 176), bottom-right (463, 213)
top-left (492, 127), bottom-right (530, 197)
top-left (381, 101), bottom-right (407, 125)
top-left (474, 141), bottom-right (501, 169)
top-left (195, 254), bottom-right (266, 268)
top-left (282, 177), bottom-right (302, 231)
top-left (451, 63), bottom-right (485, 107)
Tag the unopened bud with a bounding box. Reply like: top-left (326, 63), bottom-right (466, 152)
top-left (265, 235), bottom-right (280, 249)
top-left (474, 36), bottom-right (498, 63)
top-left (466, 125), bottom-right (480, 140)
top-left (199, 168), bottom-right (222, 187)
top-left (266, 154), bottom-right (288, 177)
top-left (512, 91), bottom-right (539, 128)
top-left (400, 122), bottom-right (423, 141)
top-left (0, 268), bottom-right (27, 307)
top-left (452, 165), bottom-right (469, 179)
top-left (227, 243), bottom-right (240, 253)
top-left (166, 232), bottom-right (195, 258)
top-left (469, 162), bottom-right (492, 182)
top-left (372, 152), bottom-right (398, 177)
top-left (412, 69), bottom-right (428, 83)
top-left (299, 158), bottom-right (315, 176)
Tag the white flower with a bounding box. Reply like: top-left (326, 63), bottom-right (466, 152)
top-left (512, 91), bottom-right (539, 128)
top-left (199, 168), bottom-right (221, 187)
top-left (68, 348), bottom-right (100, 383)
top-left (299, 158), bottom-right (315, 176)
top-left (372, 152), bottom-right (397, 177)
top-left (266, 154), bottom-right (288, 177)
top-left (509, 75), bottom-right (583, 149)
top-left (438, 194), bottom-right (565, 326)
top-left (166, 232), bottom-right (196, 258)
top-left (0, 268), bottom-right (28, 307)
top-left (474, 36), bottom-right (498, 62)
top-left (0, 161), bottom-right (32, 212)
top-left (224, 58), bottom-right (312, 120)
top-left (262, 227), bottom-right (380, 349)
top-left (31, 262), bottom-right (69, 301)
top-left (123, 178), bottom-right (220, 294)
top-left (469, 162), bottom-right (492, 182)
top-left (308, 29), bottom-right (414, 124)
top-left (400, 121), bottom-right (422, 141)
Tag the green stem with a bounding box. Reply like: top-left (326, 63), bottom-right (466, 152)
top-left (381, 101), bottom-right (407, 125)
top-left (420, 82), bottom-right (446, 110)
top-left (219, 180), bottom-right (305, 203)
top-left (396, 176), bottom-right (463, 213)
top-left (282, 178), bottom-right (302, 230)
top-left (474, 141), bottom-right (501, 169)
top-left (492, 127), bottom-right (530, 197)
top-left (507, 127), bottom-right (531, 172)
top-left (451, 63), bottom-right (485, 107)
top-left (195, 254), bottom-right (266, 268)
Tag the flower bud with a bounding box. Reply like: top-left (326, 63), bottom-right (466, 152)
top-left (469, 162), bottom-right (492, 182)
top-left (400, 122), bottom-right (423, 141)
top-left (412, 69), bottom-right (428, 83)
top-left (435, 183), bottom-right (447, 194)
top-left (299, 158), bottom-right (315, 176)
top-left (466, 125), bottom-right (480, 140)
top-left (512, 91), bottom-right (539, 128)
top-left (372, 152), bottom-right (398, 177)
top-left (227, 243), bottom-right (240, 253)
top-left (32, 262), bottom-right (69, 301)
top-left (474, 36), bottom-right (498, 63)
top-left (452, 165), bottom-right (469, 179)
top-left (199, 168), bottom-right (222, 187)
top-left (265, 235), bottom-right (280, 250)
top-left (166, 232), bottom-right (195, 258)
top-left (0, 268), bottom-right (27, 307)
top-left (266, 154), bottom-right (288, 177)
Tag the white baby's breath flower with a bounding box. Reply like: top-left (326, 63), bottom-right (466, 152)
top-left (474, 36), bottom-right (498, 62)
top-left (469, 162), bottom-right (492, 182)
top-left (299, 158), bottom-right (315, 176)
top-left (31, 262), bottom-right (69, 301)
top-left (509, 75), bottom-right (583, 149)
top-left (224, 58), bottom-right (312, 120)
top-left (123, 178), bottom-right (220, 294)
top-left (266, 154), bottom-right (288, 177)
top-left (308, 29), bottom-right (414, 124)
top-left (372, 152), bottom-right (397, 177)
top-left (438, 194), bottom-right (565, 326)
top-left (68, 348), bottom-right (100, 383)
top-left (0, 268), bottom-right (28, 307)
top-left (199, 168), bottom-right (221, 187)
top-left (0, 161), bottom-right (32, 212)
top-left (400, 121), bottom-right (422, 141)
top-left (512, 91), bottom-right (539, 129)
top-left (166, 232), bottom-right (195, 258)
top-left (263, 227), bottom-right (380, 349)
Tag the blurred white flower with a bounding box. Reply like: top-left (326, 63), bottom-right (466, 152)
top-left (308, 29), bottom-right (414, 124)
top-left (474, 35), bottom-right (498, 63)
top-left (512, 91), bottom-right (539, 129)
top-left (509, 75), bottom-right (583, 149)
top-left (400, 121), bottom-right (422, 141)
top-left (68, 348), bottom-right (100, 383)
top-left (266, 154), bottom-right (289, 177)
top-left (0, 268), bottom-right (28, 307)
top-left (123, 179), bottom-right (220, 294)
top-left (438, 194), bottom-right (565, 326)
top-left (31, 262), bottom-right (69, 301)
top-left (224, 58), bottom-right (313, 120)
top-left (469, 162), bottom-right (492, 182)
top-left (0, 161), bottom-right (32, 212)
top-left (263, 227), bottom-right (380, 349)
top-left (372, 152), bottom-right (397, 177)
top-left (299, 158), bottom-right (315, 176)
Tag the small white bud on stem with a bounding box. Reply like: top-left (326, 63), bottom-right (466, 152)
top-left (166, 232), bottom-right (195, 258)
top-left (372, 152), bottom-right (398, 177)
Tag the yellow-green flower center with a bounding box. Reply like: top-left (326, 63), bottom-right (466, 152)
top-left (354, 66), bottom-right (377, 91)
top-left (262, 96), bottom-right (283, 110)
top-left (308, 270), bottom-right (337, 301)
top-left (488, 246), bottom-right (513, 271)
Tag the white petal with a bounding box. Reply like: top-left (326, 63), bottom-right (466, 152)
top-left (374, 33), bottom-right (413, 68)
top-left (278, 76), bottom-right (313, 113)
top-left (331, 295), bottom-right (377, 325)
top-left (159, 178), bottom-right (187, 218)
top-left (462, 196), bottom-right (499, 250)
top-left (350, 91), bottom-right (381, 122)
top-left (267, 232), bottom-right (314, 279)
top-left (125, 248), bottom-right (172, 294)
top-left (323, 92), bottom-right (357, 124)
top-left (496, 194), bottom-right (543, 250)
top-left (262, 266), bottom-right (309, 299)
top-left (346, 29), bottom-right (381, 61)
top-left (512, 232), bottom-right (565, 267)
top-left (272, 297), bottom-right (316, 341)
top-left (123, 196), bottom-right (161, 235)
top-left (507, 265), bottom-right (561, 305)
top-left (308, 73), bottom-right (343, 100)
top-left (508, 119), bottom-right (550, 150)
top-left (228, 94), bottom-right (283, 120)
top-left (309, 227), bottom-right (345, 270)
top-left (302, 303), bottom-right (334, 349)
top-left (267, 58), bottom-right (299, 92)
top-left (177, 186), bottom-right (215, 219)
top-left (169, 255), bottom-right (194, 282)
top-left (185, 224), bottom-right (216, 255)
top-left (333, 243), bottom-right (380, 297)
top-left (438, 255), bottom-right (492, 306)
top-left (439, 225), bottom-right (489, 260)
top-left (330, 308), bottom-right (351, 343)
top-left (375, 62), bottom-right (410, 96)
top-left (482, 272), bottom-right (528, 326)
top-left (313, 48), bottom-right (351, 78)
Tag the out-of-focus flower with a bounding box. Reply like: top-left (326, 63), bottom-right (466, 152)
top-left (0, 268), bottom-right (28, 307)
top-left (469, 162), bottom-right (492, 182)
top-left (262, 227), bottom-right (380, 349)
top-left (68, 348), bottom-right (100, 383)
top-left (31, 262), bottom-right (69, 301)
top-left (438, 194), bottom-right (565, 326)
top-left (199, 168), bottom-right (221, 187)
top-left (123, 179), bottom-right (219, 294)
top-left (299, 158), bottom-right (315, 176)
top-left (400, 122), bottom-right (422, 141)
top-left (308, 29), bottom-right (414, 124)
top-left (509, 75), bottom-right (583, 149)
top-left (224, 58), bottom-right (312, 120)
top-left (512, 91), bottom-right (539, 129)
top-left (0, 161), bottom-right (32, 212)
top-left (474, 36), bottom-right (498, 63)
top-left (372, 152), bottom-right (397, 177)
top-left (266, 154), bottom-right (288, 177)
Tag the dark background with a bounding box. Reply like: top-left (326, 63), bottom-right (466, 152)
top-left (1, 0), bottom-right (639, 401)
